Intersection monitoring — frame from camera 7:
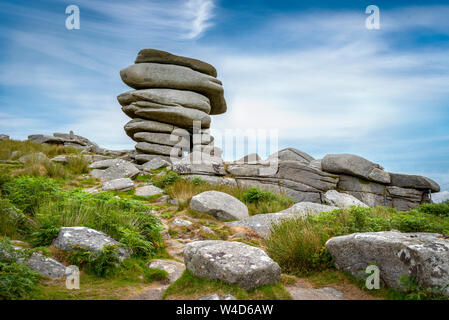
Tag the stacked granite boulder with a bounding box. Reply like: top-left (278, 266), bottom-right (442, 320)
top-left (118, 49), bottom-right (226, 164)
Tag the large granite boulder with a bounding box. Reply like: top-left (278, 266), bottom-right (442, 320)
top-left (135, 184), bottom-right (164, 197)
top-left (326, 231), bottom-right (449, 295)
top-left (184, 240), bottom-right (281, 290)
top-left (323, 190), bottom-right (368, 208)
top-left (120, 63), bottom-right (226, 115)
top-left (190, 191), bottom-right (249, 221)
top-left (53, 227), bottom-right (129, 261)
top-left (135, 48), bottom-right (218, 78)
top-left (322, 154), bottom-right (390, 184)
top-left (389, 173), bottom-right (440, 193)
top-left (228, 202), bottom-right (338, 238)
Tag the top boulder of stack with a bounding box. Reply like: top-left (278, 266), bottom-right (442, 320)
top-left (135, 49), bottom-right (217, 78)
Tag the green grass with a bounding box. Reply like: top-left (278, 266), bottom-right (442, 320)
top-left (162, 270), bottom-right (292, 300)
top-left (0, 140), bottom-right (90, 181)
top-left (31, 258), bottom-right (169, 300)
top-left (0, 139), bottom-right (79, 161)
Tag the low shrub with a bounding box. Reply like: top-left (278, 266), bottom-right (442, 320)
top-left (0, 238), bottom-right (40, 300)
top-left (32, 189), bottom-right (163, 257)
top-left (0, 199), bottom-right (34, 238)
top-left (1, 176), bottom-right (60, 214)
top-left (417, 202), bottom-right (449, 217)
top-left (69, 245), bottom-right (120, 278)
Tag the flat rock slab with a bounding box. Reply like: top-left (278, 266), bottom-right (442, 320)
top-left (52, 227), bottom-right (129, 261)
top-left (389, 173), bottom-right (440, 192)
top-left (148, 259), bottom-right (185, 284)
top-left (287, 285), bottom-right (345, 300)
top-left (135, 48), bottom-right (218, 77)
top-left (184, 240), bottom-right (281, 290)
top-left (135, 184), bottom-right (164, 197)
top-left (143, 157), bottom-right (171, 171)
top-left (228, 202), bottom-right (338, 238)
top-left (102, 178), bottom-right (134, 191)
top-left (90, 160), bottom-right (140, 182)
top-left (190, 191), bottom-right (249, 221)
top-left (326, 231), bottom-right (449, 295)
top-left (323, 190), bottom-right (368, 208)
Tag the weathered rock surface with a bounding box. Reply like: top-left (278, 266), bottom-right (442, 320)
top-left (228, 202), bottom-right (337, 238)
top-left (184, 240), bottom-right (281, 290)
top-left (53, 227), bottom-right (129, 260)
top-left (20, 251), bottom-right (68, 279)
top-left (326, 231), bottom-right (449, 295)
top-left (389, 173), bottom-right (440, 193)
top-left (322, 154), bottom-right (390, 184)
top-left (102, 178), bottom-right (135, 191)
top-left (124, 118), bottom-right (177, 137)
top-left (190, 191), bottom-right (249, 221)
top-left (135, 184), bottom-right (163, 197)
top-left (122, 102), bottom-right (211, 129)
top-left (134, 131), bottom-right (189, 147)
top-left (136, 142), bottom-right (182, 157)
top-left (148, 259), bottom-right (185, 284)
top-left (135, 48), bottom-right (218, 78)
top-left (142, 157), bottom-right (171, 171)
top-left (173, 151), bottom-right (226, 176)
top-left (120, 63), bottom-right (226, 115)
top-left (90, 159), bottom-right (140, 182)
top-left (118, 89), bottom-right (211, 114)
top-left (268, 148), bottom-right (314, 163)
top-left (18, 152), bottom-right (48, 163)
top-left (323, 190), bottom-right (368, 208)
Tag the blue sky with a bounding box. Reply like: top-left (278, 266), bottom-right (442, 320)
top-left (0, 0), bottom-right (449, 195)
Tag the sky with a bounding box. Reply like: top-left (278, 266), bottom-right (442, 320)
top-left (0, 0), bottom-right (448, 196)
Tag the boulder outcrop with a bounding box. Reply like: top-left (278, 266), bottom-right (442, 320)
top-left (326, 231), bottom-right (449, 295)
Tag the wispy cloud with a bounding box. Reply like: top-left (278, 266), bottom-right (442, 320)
top-left (184, 0), bottom-right (215, 39)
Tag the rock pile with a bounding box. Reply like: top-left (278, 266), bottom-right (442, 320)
top-left (27, 131), bottom-right (127, 156)
top-left (118, 49), bottom-right (226, 164)
top-left (174, 148), bottom-right (440, 210)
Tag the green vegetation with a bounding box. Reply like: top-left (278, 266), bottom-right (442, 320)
top-left (163, 270), bottom-right (292, 300)
top-left (0, 238), bottom-right (40, 300)
top-left (266, 206), bottom-right (449, 275)
top-left (31, 258), bottom-right (169, 300)
top-left (0, 175), bottom-right (163, 258)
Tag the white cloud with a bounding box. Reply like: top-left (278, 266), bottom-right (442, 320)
top-left (432, 191), bottom-right (449, 203)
